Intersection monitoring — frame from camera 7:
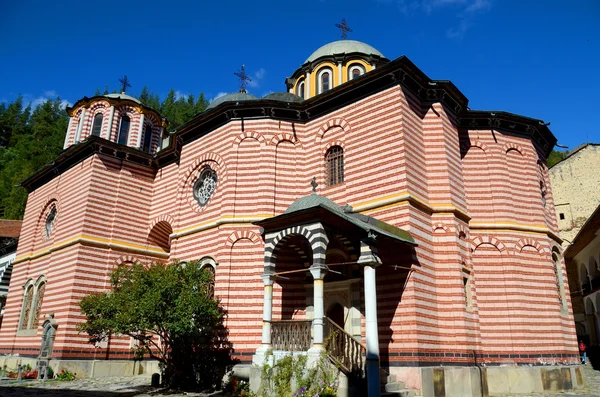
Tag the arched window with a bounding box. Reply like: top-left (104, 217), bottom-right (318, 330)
top-left (45, 206), bottom-right (56, 237)
top-left (142, 124), bottom-right (153, 153)
top-left (91, 113), bottom-right (103, 136)
top-left (318, 69), bottom-right (332, 94)
top-left (18, 278), bottom-right (46, 331)
top-left (297, 80), bottom-right (305, 98)
top-left (199, 257), bottom-right (217, 299)
top-left (348, 64), bottom-right (365, 80)
top-left (552, 251), bottom-right (567, 310)
top-left (193, 167), bottom-right (218, 207)
top-left (19, 283), bottom-right (34, 330)
top-left (325, 146), bottom-right (344, 186)
top-left (117, 115), bottom-right (130, 145)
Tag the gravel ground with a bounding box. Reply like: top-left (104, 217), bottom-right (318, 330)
top-left (0, 364), bottom-right (599, 397)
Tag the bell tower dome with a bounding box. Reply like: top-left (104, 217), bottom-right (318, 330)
top-left (286, 39), bottom-right (389, 100)
top-left (63, 89), bottom-right (166, 154)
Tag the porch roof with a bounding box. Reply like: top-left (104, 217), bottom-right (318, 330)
top-left (255, 193), bottom-right (416, 246)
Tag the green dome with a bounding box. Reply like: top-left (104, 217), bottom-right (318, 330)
top-left (285, 193), bottom-right (343, 214)
top-left (305, 40), bottom-right (384, 63)
top-left (104, 93), bottom-right (142, 105)
top-left (207, 92), bottom-right (258, 109)
top-left (263, 92), bottom-right (304, 103)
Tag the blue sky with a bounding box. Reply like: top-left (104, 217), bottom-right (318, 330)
top-left (1, 0), bottom-right (598, 151)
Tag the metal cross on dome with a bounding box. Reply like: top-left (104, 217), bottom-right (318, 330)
top-left (118, 75), bottom-right (131, 94)
top-left (335, 18), bottom-right (352, 40)
top-left (234, 65), bottom-right (252, 93)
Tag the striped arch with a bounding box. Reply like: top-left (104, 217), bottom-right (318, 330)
top-left (322, 140), bottom-right (346, 156)
top-left (113, 254), bottom-right (142, 267)
top-left (456, 223), bottom-right (469, 240)
top-left (315, 117), bottom-right (351, 145)
top-left (460, 140), bottom-right (489, 156)
top-left (265, 223), bottom-right (329, 270)
top-left (149, 214), bottom-right (175, 232)
top-left (33, 198), bottom-right (59, 248)
top-left (88, 100), bottom-right (110, 113)
top-left (432, 223), bottom-right (451, 234)
top-left (225, 229), bottom-right (262, 248)
top-left (502, 142), bottom-right (527, 157)
top-left (233, 131), bottom-right (266, 147)
top-left (270, 133), bottom-right (302, 148)
top-left (148, 216), bottom-right (174, 253)
top-left (179, 152), bottom-right (227, 212)
top-left (515, 238), bottom-right (545, 254)
top-left (470, 235), bottom-right (507, 253)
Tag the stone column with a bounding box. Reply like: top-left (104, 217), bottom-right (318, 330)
top-left (63, 116), bottom-right (74, 149)
top-left (358, 240), bottom-right (382, 397)
top-left (137, 113), bottom-right (145, 148)
top-left (106, 105), bottom-right (115, 140)
top-left (74, 107), bottom-right (86, 143)
top-left (253, 274), bottom-right (274, 365)
top-left (308, 265), bottom-right (328, 363)
top-left (305, 71), bottom-right (311, 100)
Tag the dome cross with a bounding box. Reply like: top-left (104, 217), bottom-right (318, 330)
top-left (335, 18), bottom-right (352, 40)
top-left (118, 75), bottom-right (131, 94)
top-left (234, 65), bottom-right (252, 93)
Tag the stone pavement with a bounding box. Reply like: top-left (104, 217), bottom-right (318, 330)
top-left (0, 364), bottom-right (598, 397)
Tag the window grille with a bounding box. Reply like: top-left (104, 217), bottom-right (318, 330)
top-left (325, 146), bottom-right (344, 186)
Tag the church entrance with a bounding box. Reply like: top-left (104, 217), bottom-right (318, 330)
top-left (327, 302), bottom-right (344, 329)
top-left (36, 316), bottom-right (57, 379)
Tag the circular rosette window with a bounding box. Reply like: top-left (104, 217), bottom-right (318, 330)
top-left (193, 168), bottom-right (218, 207)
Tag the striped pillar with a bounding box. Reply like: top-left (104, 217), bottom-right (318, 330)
top-left (63, 116), bottom-right (74, 149)
top-left (74, 107), bottom-right (86, 143)
top-left (105, 105), bottom-right (115, 140)
top-left (358, 240), bottom-right (382, 397)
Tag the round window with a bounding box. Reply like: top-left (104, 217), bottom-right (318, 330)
top-left (193, 168), bottom-right (218, 207)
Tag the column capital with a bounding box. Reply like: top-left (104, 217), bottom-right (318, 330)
top-left (261, 274), bottom-right (275, 286)
top-left (358, 240), bottom-right (382, 267)
top-left (309, 265), bottom-right (328, 280)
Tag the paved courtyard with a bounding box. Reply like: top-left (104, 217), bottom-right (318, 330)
top-left (0, 364), bottom-right (599, 397)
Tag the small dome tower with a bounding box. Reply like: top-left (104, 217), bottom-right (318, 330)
top-left (64, 79), bottom-right (166, 154)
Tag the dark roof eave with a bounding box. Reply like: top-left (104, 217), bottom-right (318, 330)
top-left (19, 136), bottom-right (156, 192)
top-left (254, 204), bottom-right (416, 246)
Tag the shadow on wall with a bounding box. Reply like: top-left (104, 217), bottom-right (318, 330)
top-left (589, 345), bottom-right (600, 370)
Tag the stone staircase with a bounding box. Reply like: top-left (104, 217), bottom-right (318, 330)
top-left (380, 370), bottom-right (421, 397)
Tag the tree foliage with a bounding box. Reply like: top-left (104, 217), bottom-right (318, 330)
top-left (78, 261), bottom-right (234, 390)
top-left (547, 149), bottom-right (567, 168)
top-left (0, 88), bottom-right (209, 220)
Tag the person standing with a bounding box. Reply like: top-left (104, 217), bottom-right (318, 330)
top-left (579, 340), bottom-right (587, 364)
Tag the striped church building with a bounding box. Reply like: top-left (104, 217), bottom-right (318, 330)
top-left (0, 38), bottom-right (582, 396)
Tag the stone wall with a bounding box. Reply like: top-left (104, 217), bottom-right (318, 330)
top-left (550, 144), bottom-right (600, 243)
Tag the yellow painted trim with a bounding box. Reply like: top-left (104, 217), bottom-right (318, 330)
top-left (170, 214), bottom-right (274, 240)
top-left (469, 222), bottom-right (562, 242)
top-left (14, 234), bottom-right (169, 264)
top-left (342, 59), bottom-right (372, 84)
top-left (310, 62), bottom-right (337, 97)
top-left (292, 76), bottom-right (305, 98)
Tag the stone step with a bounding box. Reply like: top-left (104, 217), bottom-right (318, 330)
top-left (384, 381), bottom-right (407, 392)
top-left (381, 389), bottom-right (417, 397)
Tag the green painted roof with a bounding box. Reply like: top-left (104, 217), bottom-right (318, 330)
top-left (305, 40), bottom-right (384, 63)
top-left (207, 92), bottom-right (259, 109)
top-left (104, 93), bottom-right (142, 104)
top-left (285, 193), bottom-right (343, 214)
top-left (263, 92), bottom-right (304, 103)
top-left (284, 193), bottom-right (415, 245)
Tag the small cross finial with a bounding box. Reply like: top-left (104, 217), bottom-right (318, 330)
top-left (118, 75), bottom-right (131, 94)
top-left (335, 18), bottom-right (352, 40)
top-left (311, 177), bottom-right (318, 193)
top-left (234, 65), bottom-right (252, 93)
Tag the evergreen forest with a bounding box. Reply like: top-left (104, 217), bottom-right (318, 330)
top-left (0, 88), bottom-right (208, 220)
